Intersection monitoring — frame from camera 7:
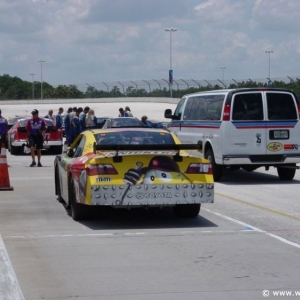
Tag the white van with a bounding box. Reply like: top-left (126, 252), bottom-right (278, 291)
top-left (165, 88), bottom-right (300, 181)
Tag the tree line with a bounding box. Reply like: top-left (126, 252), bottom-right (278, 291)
top-left (1, 73), bottom-right (300, 100)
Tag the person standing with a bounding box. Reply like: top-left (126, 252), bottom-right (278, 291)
top-left (64, 107), bottom-right (73, 145)
top-left (85, 109), bottom-right (97, 129)
top-left (70, 107), bottom-right (82, 144)
top-left (125, 106), bottom-right (133, 117)
top-left (55, 107), bottom-right (64, 129)
top-left (79, 106), bottom-right (90, 133)
top-left (0, 109), bottom-right (8, 146)
top-left (26, 109), bottom-right (47, 167)
top-left (118, 107), bottom-right (129, 117)
top-left (44, 109), bottom-right (55, 122)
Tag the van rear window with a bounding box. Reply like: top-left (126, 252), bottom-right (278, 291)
top-left (267, 93), bottom-right (297, 120)
top-left (232, 93), bottom-right (263, 120)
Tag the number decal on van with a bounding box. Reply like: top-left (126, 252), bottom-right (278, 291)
top-left (267, 142), bottom-right (283, 152)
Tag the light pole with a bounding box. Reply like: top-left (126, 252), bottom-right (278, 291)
top-left (220, 66), bottom-right (226, 83)
top-left (29, 73), bottom-right (36, 100)
top-left (265, 50), bottom-right (273, 79)
top-left (38, 59), bottom-right (45, 99)
top-left (164, 28), bottom-right (177, 98)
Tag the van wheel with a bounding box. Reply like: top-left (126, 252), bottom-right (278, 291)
top-left (173, 204), bottom-right (201, 218)
top-left (277, 166), bottom-right (296, 180)
top-left (205, 149), bottom-right (223, 182)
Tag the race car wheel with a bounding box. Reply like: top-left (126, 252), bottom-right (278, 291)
top-left (277, 166), bottom-right (296, 180)
top-left (70, 180), bottom-right (88, 221)
top-left (55, 167), bottom-right (63, 203)
top-left (52, 146), bottom-right (62, 155)
top-left (173, 204), bottom-right (201, 218)
top-left (205, 149), bottom-right (223, 182)
top-left (11, 145), bottom-right (21, 155)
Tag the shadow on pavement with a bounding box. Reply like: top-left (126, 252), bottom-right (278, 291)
top-left (63, 204), bottom-right (217, 230)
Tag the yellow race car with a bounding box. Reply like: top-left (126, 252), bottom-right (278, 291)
top-left (54, 128), bottom-right (214, 221)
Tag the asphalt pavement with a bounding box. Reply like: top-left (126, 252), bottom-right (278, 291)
top-left (1, 100), bottom-right (300, 300)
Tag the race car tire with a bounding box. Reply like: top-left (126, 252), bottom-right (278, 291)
top-left (173, 203), bottom-right (201, 218)
top-left (11, 145), bottom-right (21, 155)
top-left (277, 166), bottom-right (296, 180)
top-left (52, 145), bottom-right (62, 155)
top-left (55, 167), bottom-right (63, 203)
top-left (70, 180), bottom-right (88, 221)
top-left (205, 148), bottom-right (223, 182)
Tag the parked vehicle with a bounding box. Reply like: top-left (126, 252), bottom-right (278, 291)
top-left (54, 128), bottom-right (214, 221)
top-left (7, 117), bottom-right (63, 155)
top-left (98, 117), bottom-right (144, 129)
top-left (165, 88), bottom-right (300, 181)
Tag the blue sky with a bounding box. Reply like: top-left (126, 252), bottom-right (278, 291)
top-left (0, 0), bottom-right (299, 87)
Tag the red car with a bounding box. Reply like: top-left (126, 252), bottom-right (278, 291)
top-left (7, 117), bottom-right (63, 155)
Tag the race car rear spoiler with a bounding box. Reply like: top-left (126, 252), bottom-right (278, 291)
top-left (93, 142), bottom-right (202, 155)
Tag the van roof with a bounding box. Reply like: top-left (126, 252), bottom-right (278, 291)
top-left (183, 87), bottom-right (296, 98)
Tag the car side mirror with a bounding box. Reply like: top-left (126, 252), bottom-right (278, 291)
top-left (164, 109), bottom-right (173, 119)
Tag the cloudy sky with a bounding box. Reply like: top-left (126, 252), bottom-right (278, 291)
top-left (0, 0), bottom-right (299, 88)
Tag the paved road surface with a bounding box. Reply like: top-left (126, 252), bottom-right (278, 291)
top-left (1, 101), bottom-right (300, 300)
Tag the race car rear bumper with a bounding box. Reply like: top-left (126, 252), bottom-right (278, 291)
top-left (90, 183), bottom-right (214, 206)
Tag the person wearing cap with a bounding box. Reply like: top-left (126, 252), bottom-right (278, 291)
top-left (79, 106), bottom-right (90, 133)
top-left (0, 109), bottom-right (8, 146)
top-left (26, 109), bottom-right (47, 167)
top-left (64, 107), bottom-right (73, 145)
top-left (141, 115), bottom-right (152, 128)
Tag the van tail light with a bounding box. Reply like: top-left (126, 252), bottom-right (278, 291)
top-left (186, 163), bottom-right (213, 174)
top-left (86, 164), bottom-right (118, 176)
top-left (298, 104), bottom-right (300, 119)
top-left (222, 104), bottom-right (231, 121)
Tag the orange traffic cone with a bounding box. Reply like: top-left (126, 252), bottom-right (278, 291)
top-left (0, 143), bottom-right (14, 191)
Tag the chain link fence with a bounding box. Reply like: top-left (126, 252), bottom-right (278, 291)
top-left (73, 76), bottom-right (300, 93)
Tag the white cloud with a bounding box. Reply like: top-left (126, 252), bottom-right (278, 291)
top-left (0, 0), bottom-right (300, 86)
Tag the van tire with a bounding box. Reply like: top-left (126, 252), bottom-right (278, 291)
top-left (173, 204), bottom-right (201, 218)
top-left (205, 149), bottom-right (223, 182)
top-left (277, 166), bottom-right (296, 180)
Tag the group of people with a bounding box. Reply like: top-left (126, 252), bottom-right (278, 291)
top-left (0, 105), bottom-right (164, 167)
top-left (63, 106), bottom-right (97, 145)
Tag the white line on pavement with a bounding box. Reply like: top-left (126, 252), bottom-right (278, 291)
top-left (203, 208), bottom-right (300, 249)
top-left (0, 235), bottom-right (25, 300)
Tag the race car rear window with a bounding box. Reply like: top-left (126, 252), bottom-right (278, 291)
top-left (267, 92), bottom-right (298, 120)
top-left (95, 131), bottom-right (175, 145)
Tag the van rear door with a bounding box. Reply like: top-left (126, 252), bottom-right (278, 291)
top-left (265, 91), bottom-right (300, 155)
top-left (228, 92), bottom-right (266, 156)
